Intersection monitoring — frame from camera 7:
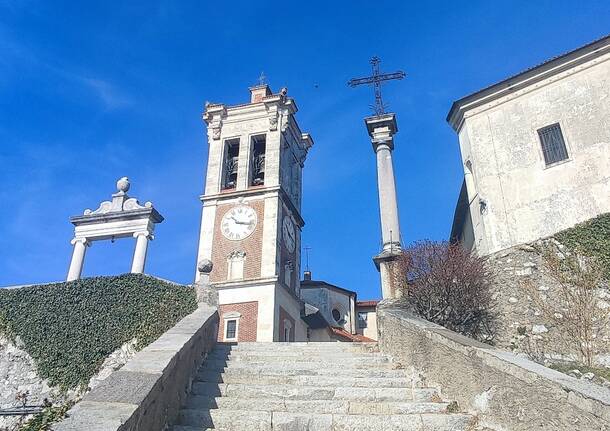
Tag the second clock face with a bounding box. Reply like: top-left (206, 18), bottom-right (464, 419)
top-left (221, 205), bottom-right (257, 241)
top-left (282, 216), bottom-right (296, 253)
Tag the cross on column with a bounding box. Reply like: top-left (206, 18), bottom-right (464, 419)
top-left (348, 57), bottom-right (406, 116)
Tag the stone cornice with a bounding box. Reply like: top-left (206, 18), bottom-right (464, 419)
top-left (447, 35), bottom-right (610, 132)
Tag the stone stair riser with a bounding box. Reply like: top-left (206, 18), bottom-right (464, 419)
top-left (197, 372), bottom-right (412, 388)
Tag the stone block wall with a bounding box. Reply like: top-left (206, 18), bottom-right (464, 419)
top-left (487, 239), bottom-right (610, 363)
top-left (55, 304), bottom-right (218, 431)
top-left (377, 304), bottom-right (610, 430)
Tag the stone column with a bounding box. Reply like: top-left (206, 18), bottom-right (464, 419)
top-left (365, 114), bottom-right (403, 299)
top-left (131, 231), bottom-right (150, 274)
top-left (367, 114), bottom-right (401, 251)
top-left (67, 238), bottom-right (89, 281)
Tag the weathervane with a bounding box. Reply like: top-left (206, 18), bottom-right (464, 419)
top-left (348, 57), bottom-right (406, 116)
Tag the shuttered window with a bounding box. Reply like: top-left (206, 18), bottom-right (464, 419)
top-left (538, 123), bottom-right (569, 166)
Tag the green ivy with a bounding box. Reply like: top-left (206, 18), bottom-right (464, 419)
top-left (0, 274), bottom-right (196, 390)
top-left (18, 401), bottom-right (74, 431)
top-left (555, 212), bottom-right (610, 279)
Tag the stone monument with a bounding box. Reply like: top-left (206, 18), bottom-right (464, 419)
top-left (66, 177), bottom-right (164, 281)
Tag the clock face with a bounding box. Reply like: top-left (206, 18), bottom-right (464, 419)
top-left (282, 216), bottom-right (296, 253)
top-left (221, 205), bottom-right (257, 241)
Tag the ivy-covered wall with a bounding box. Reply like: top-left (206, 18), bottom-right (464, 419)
top-left (0, 274), bottom-right (196, 390)
top-left (555, 212), bottom-right (610, 279)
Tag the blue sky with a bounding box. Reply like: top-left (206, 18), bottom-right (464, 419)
top-left (0, 1), bottom-right (608, 299)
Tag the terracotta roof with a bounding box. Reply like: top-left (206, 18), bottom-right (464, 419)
top-left (356, 300), bottom-right (379, 307)
top-left (329, 327), bottom-right (375, 343)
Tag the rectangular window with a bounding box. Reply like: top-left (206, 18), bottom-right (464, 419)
top-left (358, 312), bottom-right (368, 329)
top-left (250, 135), bottom-right (266, 186)
top-left (538, 123), bottom-right (569, 166)
top-left (226, 319), bottom-right (237, 339)
top-left (222, 139), bottom-right (240, 189)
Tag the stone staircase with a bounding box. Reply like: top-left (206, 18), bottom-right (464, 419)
top-left (172, 342), bottom-right (477, 431)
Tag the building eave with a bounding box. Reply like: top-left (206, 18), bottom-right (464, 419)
top-left (446, 34), bottom-right (610, 132)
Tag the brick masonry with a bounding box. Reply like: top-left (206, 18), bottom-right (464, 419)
top-left (210, 200), bottom-right (264, 283)
top-left (218, 301), bottom-right (258, 342)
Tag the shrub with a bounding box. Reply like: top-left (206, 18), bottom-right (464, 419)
top-left (0, 274), bottom-right (196, 390)
top-left (522, 246), bottom-right (608, 367)
top-left (399, 241), bottom-right (496, 342)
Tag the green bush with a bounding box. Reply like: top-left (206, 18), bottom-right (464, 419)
top-left (0, 274), bottom-right (196, 390)
top-left (555, 212), bottom-right (610, 279)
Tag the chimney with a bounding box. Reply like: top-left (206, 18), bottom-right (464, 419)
top-left (303, 270), bottom-right (312, 281)
top-left (249, 84), bottom-right (272, 103)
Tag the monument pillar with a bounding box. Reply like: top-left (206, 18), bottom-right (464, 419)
top-left (67, 238), bottom-right (89, 281)
top-left (365, 114), bottom-right (403, 299)
top-left (131, 231), bottom-right (151, 274)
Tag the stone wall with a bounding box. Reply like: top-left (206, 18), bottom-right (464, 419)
top-left (487, 239), bottom-right (610, 363)
top-left (55, 304), bottom-right (218, 431)
top-left (377, 304), bottom-right (610, 430)
top-left (0, 338), bottom-right (56, 430)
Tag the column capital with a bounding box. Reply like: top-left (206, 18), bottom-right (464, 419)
top-left (70, 237), bottom-right (90, 246)
top-left (133, 230), bottom-right (153, 240)
top-left (365, 113), bottom-right (398, 151)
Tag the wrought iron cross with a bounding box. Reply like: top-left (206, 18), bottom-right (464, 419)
top-left (348, 57), bottom-right (406, 116)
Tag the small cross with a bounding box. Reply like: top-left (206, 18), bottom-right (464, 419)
top-left (348, 57), bottom-right (406, 116)
top-left (258, 71), bottom-right (267, 86)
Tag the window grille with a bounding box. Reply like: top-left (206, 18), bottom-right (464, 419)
top-left (538, 123), bottom-right (568, 166)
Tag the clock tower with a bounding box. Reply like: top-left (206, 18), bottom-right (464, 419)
top-left (195, 84), bottom-right (313, 342)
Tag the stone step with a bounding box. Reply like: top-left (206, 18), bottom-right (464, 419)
top-left (182, 396), bottom-right (450, 415)
top-left (196, 370), bottom-right (412, 388)
top-left (207, 350), bottom-right (388, 361)
top-left (206, 353), bottom-right (390, 365)
top-left (198, 365), bottom-right (407, 379)
top-left (191, 382), bottom-right (437, 402)
top-left (203, 359), bottom-right (395, 371)
top-left (216, 342), bottom-right (378, 352)
top-left (174, 409), bottom-right (475, 431)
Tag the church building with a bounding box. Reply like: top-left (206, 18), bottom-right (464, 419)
top-left (194, 84), bottom-right (312, 342)
top-left (449, 35), bottom-right (610, 256)
top-left (194, 84), bottom-right (379, 342)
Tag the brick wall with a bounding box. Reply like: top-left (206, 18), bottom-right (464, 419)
top-left (210, 200), bottom-right (265, 283)
top-left (279, 306), bottom-right (296, 342)
top-left (218, 301), bottom-right (258, 342)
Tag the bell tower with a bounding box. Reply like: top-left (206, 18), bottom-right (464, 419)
top-left (195, 84), bottom-right (313, 342)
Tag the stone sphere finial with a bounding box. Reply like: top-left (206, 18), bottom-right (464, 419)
top-left (280, 87), bottom-right (288, 96)
top-left (197, 259), bottom-right (213, 274)
top-left (117, 177), bottom-right (130, 193)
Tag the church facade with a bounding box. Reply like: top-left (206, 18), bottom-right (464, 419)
top-left (195, 85), bottom-right (313, 342)
top-left (449, 35), bottom-right (610, 256)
